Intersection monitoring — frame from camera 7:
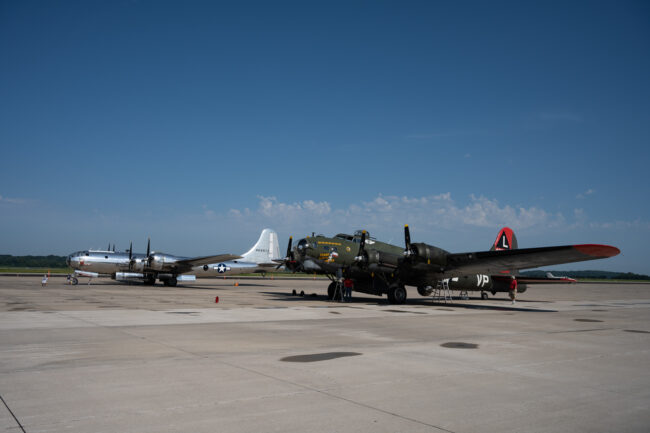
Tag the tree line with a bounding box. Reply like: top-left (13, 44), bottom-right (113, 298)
top-left (0, 255), bottom-right (68, 268)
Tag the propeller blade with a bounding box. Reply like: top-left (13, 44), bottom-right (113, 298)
top-left (146, 237), bottom-right (150, 258)
top-left (359, 230), bottom-right (366, 255)
top-left (276, 236), bottom-right (294, 270)
top-left (286, 236), bottom-right (293, 259)
top-left (404, 224), bottom-right (413, 257)
top-left (129, 242), bottom-right (132, 261)
top-left (355, 230), bottom-right (367, 264)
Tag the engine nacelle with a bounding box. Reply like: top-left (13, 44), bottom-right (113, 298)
top-left (365, 250), bottom-right (401, 267)
top-left (411, 243), bottom-right (448, 268)
top-left (130, 258), bottom-right (146, 273)
top-left (149, 253), bottom-right (175, 271)
top-left (417, 285), bottom-right (434, 296)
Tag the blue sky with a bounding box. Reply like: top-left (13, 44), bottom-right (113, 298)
top-left (1, 1), bottom-right (649, 273)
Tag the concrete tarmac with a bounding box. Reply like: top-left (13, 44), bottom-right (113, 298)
top-left (0, 276), bottom-right (648, 432)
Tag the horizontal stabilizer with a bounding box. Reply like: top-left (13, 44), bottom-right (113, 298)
top-left (256, 262), bottom-right (281, 268)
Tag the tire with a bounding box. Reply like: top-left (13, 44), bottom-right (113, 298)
top-left (327, 281), bottom-right (341, 301)
top-left (481, 292), bottom-right (489, 300)
top-left (163, 277), bottom-right (178, 287)
top-left (72, 277), bottom-right (78, 285)
top-left (387, 285), bottom-right (407, 304)
top-left (327, 281), bottom-right (335, 300)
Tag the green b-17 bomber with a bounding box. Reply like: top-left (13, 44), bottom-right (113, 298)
top-left (278, 226), bottom-right (620, 304)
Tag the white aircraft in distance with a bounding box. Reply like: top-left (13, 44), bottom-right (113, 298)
top-left (66, 229), bottom-right (281, 285)
top-left (189, 228), bottom-right (282, 277)
top-left (67, 243), bottom-right (241, 286)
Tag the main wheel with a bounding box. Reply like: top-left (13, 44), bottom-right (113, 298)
top-left (387, 285), bottom-right (407, 304)
top-left (327, 281), bottom-right (341, 300)
top-left (72, 277), bottom-right (78, 285)
top-left (481, 291), bottom-right (489, 300)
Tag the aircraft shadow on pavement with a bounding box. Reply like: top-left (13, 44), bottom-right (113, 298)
top-left (179, 282), bottom-right (274, 290)
top-left (261, 291), bottom-right (327, 302)
top-left (406, 298), bottom-right (558, 312)
top-left (260, 292), bottom-right (557, 313)
top-left (261, 291), bottom-right (557, 312)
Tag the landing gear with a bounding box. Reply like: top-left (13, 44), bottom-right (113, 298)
top-left (387, 284), bottom-right (407, 304)
top-left (481, 291), bottom-right (489, 300)
top-left (327, 281), bottom-right (341, 301)
top-left (144, 275), bottom-right (156, 286)
top-left (71, 277), bottom-right (78, 285)
top-left (163, 277), bottom-right (177, 287)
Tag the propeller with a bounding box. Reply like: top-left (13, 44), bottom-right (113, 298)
top-left (354, 230), bottom-right (367, 264)
top-left (276, 236), bottom-right (294, 270)
top-left (404, 224), bottom-right (415, 258)
top-left (128, 241), bottom-right (134, 270)
top-left (145, 237), bottom-right (155, 268)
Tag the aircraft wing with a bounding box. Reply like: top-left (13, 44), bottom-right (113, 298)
top-left (490, 274), bottom-right (577, 284)
top-left (514, 275), bottom-right (577, 284)
top-left (444, 244), bottom-right (620, 275)
top-left (256, 262), bottom-right (282, 268)
top-left (176, 254), bottom-right (243, 267)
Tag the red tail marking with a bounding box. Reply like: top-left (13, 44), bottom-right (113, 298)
top-left (573, 244), bottom-right (621, 258)
top-left (494, 227), bottom-right (515, 251)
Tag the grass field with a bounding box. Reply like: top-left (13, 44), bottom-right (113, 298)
top-left (0, 267), bottom-right (73, 274)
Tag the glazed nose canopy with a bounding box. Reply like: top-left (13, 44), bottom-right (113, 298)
top-left (296, 238), bottom-right (310, 256)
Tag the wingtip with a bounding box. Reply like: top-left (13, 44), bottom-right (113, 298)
top-left (573, 244), bottom-right (621, 258)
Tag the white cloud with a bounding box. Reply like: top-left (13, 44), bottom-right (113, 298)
top-left (576, 188), bottom-right (596, 199)
top-left (0, 194), bottom-right (28, 205)
top-left (225, 193), bottom-right (565, 235)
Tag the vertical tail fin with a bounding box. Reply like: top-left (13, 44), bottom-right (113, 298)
top-left (491, 227), bottom-right (518, 251)
top-left (241, 229), bottom-right (281, 264)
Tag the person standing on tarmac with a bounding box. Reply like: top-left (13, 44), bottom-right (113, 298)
top-left (343, 277), bottom-right (353, 302)
top-left (509, 277), bottom-right (518, 304)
